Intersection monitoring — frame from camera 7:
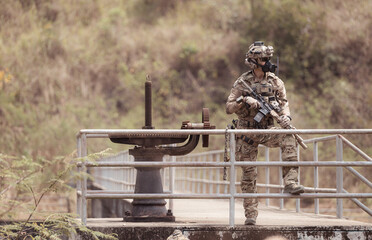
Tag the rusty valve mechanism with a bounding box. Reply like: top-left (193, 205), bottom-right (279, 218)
top-left (181, 108), bottom-right (215, 147)
top-left (108, 78), bottom-right (215, 222)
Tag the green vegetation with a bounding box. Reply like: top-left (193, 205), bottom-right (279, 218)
top-left (0, 0), bottom-right (371, 228)
top-left (0, 151), bottom-right (117, 239)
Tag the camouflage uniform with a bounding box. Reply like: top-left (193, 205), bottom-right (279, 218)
top-left (226, 70), bottom-right (300, 221)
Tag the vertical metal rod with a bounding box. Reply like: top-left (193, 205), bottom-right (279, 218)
top-left (265, 147), bottom-right (270, 207)
top-left (209, 155), bottom-right (213, 194)
top-left (296, 145), bottom-right (300, 213)
top-left (314, 142), bottom-right (319, 214)
top-left (203, 156), bottom-right (207, 194)
top-left (279, 150), bottom-right (284, 209)
top-left (192, 157), bottom-right (196, 193)
top-left (76, 135), bottom-right (82, 218)
top-left (183, 157), bottom-right (186, 192)
top-left (161, 167), bottom-right (165, 189)
top-left (216, 154), bottom-right (221, 194)
top-left (336, 135), bottom-right (343, 218)
top-left (229, 132), bottom-right (236, 227)
top-left (197, 156), bottom-right (201, 193)
top-left (169, 155), bottom-right (175, 211)
top-left (81, 133), bottom-right (88, 225)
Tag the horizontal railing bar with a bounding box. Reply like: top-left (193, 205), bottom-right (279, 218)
top-left (85, 193), bottom-right (372, 199)
top-left (175, 178), bottom-right (336, 193)
top-left (87, 190), bottom-right (171, 194)
top-left (78, 129), bottom-right (372, 136)
top-left (86, 134), bottom-right (109, 138)
top-left (82, 161), bottom-right (372, 167)
top-left (302, 135), bottom-right (337, 143)
top-left (339, 135), bottom-right (372, 162)
top-left (176, 150), bottom-right (224, 158)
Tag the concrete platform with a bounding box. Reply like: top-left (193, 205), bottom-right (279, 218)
top-left (85, 199), bottom-right (372, 240)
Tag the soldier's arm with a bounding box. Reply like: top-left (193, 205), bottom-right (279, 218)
top-left (226, 86), bottom-right (243, 114)
top-left (275, 78), bottom-right (291, 117)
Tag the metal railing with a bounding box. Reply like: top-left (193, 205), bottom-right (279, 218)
top-left (76, 129), bottom-right (372, 226)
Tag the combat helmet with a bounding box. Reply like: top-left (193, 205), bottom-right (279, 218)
top-left (245, 41), bottom-right (274, 69)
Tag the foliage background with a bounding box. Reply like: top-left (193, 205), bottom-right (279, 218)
top-left (0, 0), bottom-right (371, 223)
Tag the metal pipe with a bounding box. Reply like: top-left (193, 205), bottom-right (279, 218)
top-left (169, 155), bottom-right (176, 211)
top-left (296, 145), bottom-right (300, 213)
top-left (339, 135), bottom-right (372, 162)
top-left (176, 178), bottom-right (337, 192)
top-left (216, 154), bottom-right (221, 194)
top-left (345, 167), bottom-right (372, 189)
top-left (343, 189), bottom-right (372, 217)
top-left (229, 132), bottom-right (236, 227)
top-left (82, 161), bottom-right (372, 167)
top-left (78, 129), bottom-right (372, 136)
top-left (209, 155), bottom-right (213, 194)
top-left (279, 150), bottom-right (284, 209)
top-left (84, 193), bottom-right (372, 199)
top-left (303, 135), bottom-right (337, 143)
top-left (81, 133), bottom-right (88, 225)
top-left (336, 135), bottom-right (343, 219)
top-left (314, 142), bottom-right (319, 214)
top-left (76, 136), bottom-right (82, 218)
top-left (265, 147), bottom-right (270, 207)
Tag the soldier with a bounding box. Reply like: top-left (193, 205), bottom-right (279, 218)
top-left (226, 41), bottom-right (305, 225)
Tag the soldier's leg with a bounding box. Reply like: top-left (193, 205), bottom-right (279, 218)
top-left (280, 135), bottom-right (304, 194)
top-left (236, 138), bottom-right (259, 224)
top-left (261, 128), bottom-right (304, 195)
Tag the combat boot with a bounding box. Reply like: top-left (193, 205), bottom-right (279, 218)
top-left (244, 218), bottom-right (256, 225)
top-left (284, 183), bottom-right (305, 195)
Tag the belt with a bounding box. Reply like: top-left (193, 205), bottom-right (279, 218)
top-left (240, 135), bottom-right (255, 145)
top-left (238, 118), bottom-right (274, 129)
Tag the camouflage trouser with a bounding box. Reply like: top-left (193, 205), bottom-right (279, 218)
top-left (235, 127), bottom-right (298, 220)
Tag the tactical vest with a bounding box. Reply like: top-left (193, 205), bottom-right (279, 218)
top-left (236, 72), bottom-right (279, 129)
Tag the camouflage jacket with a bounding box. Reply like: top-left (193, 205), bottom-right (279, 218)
top-left (226, 71), bottom-right (290, 126)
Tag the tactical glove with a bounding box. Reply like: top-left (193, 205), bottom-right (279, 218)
top-left (278, 115), bottom-right (291, 129)
top-left (244, 96), bottom-right (260, 109)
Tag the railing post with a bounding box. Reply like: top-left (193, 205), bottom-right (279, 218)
top-left (265, 147), bottom-right (270, 207)
top-left (209, 154), bottom-right (213, 194)
top-left (336, 135), bottom-right (343, 218)
top-left (229, 132), bottom-right (236, 227)
top-left (76, 135), bottom-right (82, 219)
top-left (192, 157), bottom-right (196, 193)
top-left (169, 155), bottom-right (175, 211)
top-left (197, 156), bottom-right (201, 193)
top-left (216, 154), bottom-right (221, 194)
top-left (296, 145), bottom-right (300, 213)
top-left (203, 155), bottom-right (207, 194)
top-left (279, 150), bottom-right (284, 209)
top-left (314, 141), bottom-right (319, 214)
top-left (81, 133), bottom-right (88, 225)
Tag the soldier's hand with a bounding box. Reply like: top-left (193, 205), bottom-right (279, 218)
top-left (244, 96), bottom-right (260, 109)
top-left (278, 115), bottom-right (291, 129)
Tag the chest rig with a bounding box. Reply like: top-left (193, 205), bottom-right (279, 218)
top-left (249, 79), bottom-right (279, 108)
top-left (238, 74), bottom-right (279, 129)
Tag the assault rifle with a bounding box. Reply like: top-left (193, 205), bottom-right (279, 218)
top-left (236, 80), bottom-right (308, 150)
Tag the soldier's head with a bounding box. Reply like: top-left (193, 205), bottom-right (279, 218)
top-left (245, 41), bottom-right (276, 73)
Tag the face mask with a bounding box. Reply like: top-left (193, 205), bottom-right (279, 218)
top-left (249, 59), bottom-right (277, 73)
top-left (261, 60), bottom-right (277, 73)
